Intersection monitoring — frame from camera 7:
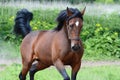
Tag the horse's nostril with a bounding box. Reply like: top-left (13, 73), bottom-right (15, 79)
top-left (71, 46), bottom-right (76, 50)
top-left (78, 45), bottom-right (80, 49)
top-left (71, 44), bottom-right (80, 51)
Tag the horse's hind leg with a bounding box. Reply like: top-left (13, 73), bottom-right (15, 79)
top-left (29, 63), bottom-right (38, 80)
top-left (29, 62), bottom-right (48, 80)
top-left (19, 53), bottom-right (33, 80)
top-left (19, 59), bottom-right (33, 80)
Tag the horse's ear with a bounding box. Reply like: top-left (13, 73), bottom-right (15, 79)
top-left (67, 7), bottom-right (72, 16)
top-left (81, 7), bottom-right (86, 16)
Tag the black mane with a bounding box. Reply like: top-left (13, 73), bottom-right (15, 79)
top-left (54, 8), bottom-right (83, 31)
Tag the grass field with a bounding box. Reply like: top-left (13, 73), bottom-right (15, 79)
top-left (0, 64), bottom-right (120, 80)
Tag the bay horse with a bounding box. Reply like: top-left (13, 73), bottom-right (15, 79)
top-left (19, 7), bottom-right (86, 80)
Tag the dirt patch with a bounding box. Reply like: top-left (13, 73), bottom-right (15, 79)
top-left (0, 59), bottom-right (21, 71)
top-left (81, 60), bottom-right (120, 67)
top-left (0, 59), bottom-right (21, 65)
top-left (0, 59), bottom-right (120, 71)
top-left (0, 59), bottom-right (120, 66)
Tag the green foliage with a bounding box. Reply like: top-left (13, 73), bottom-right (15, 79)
top-left (31, 9), bottom-right (58, 30)
top-left (82, 14), bottom-right (120, 59)
top-left (0, 7), bottom-right (21, 45)
top-left (0, 7), bottom-right (120, 59)
top-left (0, 0), bottom-right (120, 4)
top-left (0, 64), bottom-right (120, 80)
top-left (95, 0), bottom-right (114, 3)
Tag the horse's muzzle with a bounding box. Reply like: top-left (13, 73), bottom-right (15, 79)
top-left (71, 44), bottom-right (80, 51)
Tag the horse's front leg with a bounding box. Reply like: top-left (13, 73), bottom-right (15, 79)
top-left (53, 59), bottom-right (70, 80)
top-left (71, 61), bottom-right (81, 80)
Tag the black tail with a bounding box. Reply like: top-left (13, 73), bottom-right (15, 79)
top-left (13, 9), bottom-right (33, 38)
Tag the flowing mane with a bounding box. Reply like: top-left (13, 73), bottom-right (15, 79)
top-left (54, 8), bottom-right (83, 31)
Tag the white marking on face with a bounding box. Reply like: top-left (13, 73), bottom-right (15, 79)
top-left (75, 21), bottom-right (79, 27)
top-left (71, 41), bottom-right (75, 48)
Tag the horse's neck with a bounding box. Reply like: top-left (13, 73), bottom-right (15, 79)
top-left (60, 25), bottom-right (70, 42)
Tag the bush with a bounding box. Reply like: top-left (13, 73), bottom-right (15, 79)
top-left (95, 0), bottom-right (114, 4)
top-left (82, 14), bottom-right (120, 58)
top-left (0, 7), bottom-right (120, 59)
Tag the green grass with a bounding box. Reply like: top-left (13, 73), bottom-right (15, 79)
top-left (0, 64), bottom-right (120, 80)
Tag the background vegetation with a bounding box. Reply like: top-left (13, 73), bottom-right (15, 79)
top-left (0, 5), bottom-right (120, 60)
top-left (0, 0), bottom-right (120, 4)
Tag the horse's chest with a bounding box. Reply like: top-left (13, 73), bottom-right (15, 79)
top-left (62, 53), bottom-right (78, 65)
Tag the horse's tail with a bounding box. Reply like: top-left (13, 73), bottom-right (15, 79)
top-left (13, 9), bottom-right (33, 38)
